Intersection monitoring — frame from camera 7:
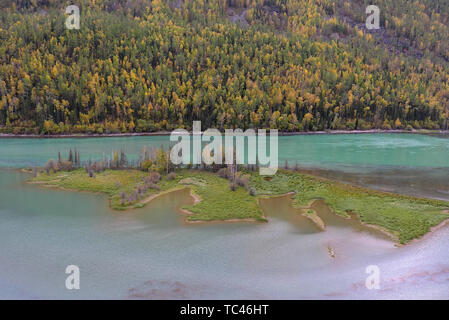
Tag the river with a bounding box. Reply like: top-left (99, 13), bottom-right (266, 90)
top-left (0, 133), bottom-right (448, 299)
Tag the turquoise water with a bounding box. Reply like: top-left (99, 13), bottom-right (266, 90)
top-left (0, 133), bottom-right (448, 299)
top-left (0, 133), bottom-right (447, 169)
top-left (280, 133), bottom-right (449, 169)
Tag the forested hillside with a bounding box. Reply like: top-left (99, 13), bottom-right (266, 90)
top-left (0, 0), bottom-right (448, 134)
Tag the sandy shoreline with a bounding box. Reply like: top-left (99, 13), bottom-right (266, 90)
top-left (407, 218), bottom-right (449, 246)
top-left (348, 210), bottom-right (449, 247)
top-left (185, 218), bottom-right (263, 224)
top-left (179, 188), bottom-right (201, 216)
top-left (1, 129), bottom-right (447, 139)
top-left (258, 192), bottom-right (324, 230)
top-left (139, 186), bottom-right (188, 206)
top-left (356, 219), bottom-right (400, 244)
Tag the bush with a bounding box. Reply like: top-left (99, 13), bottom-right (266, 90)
top-left (166, 172), bottom-right (177, 180)
top-left (382, 120), bottom-right (392, 130)
top-left (249, 187), bottom-right (256, 196)
top-left (358, 119), bottom-right (373, 130)
top-left (149, 171), bottom-right (161, 182)
top-left (89, 161), bottom-right (106, 173)
top-left (394, 118), bottom-right (403, 129)
top-left (236, 174), bottom-right (250, 190)
top-left (58, 160), bottom-right (73, 172)
top-left (149, 183), bottom-right (161, 190)
top-left (44, 159), bottom-right (57, 175)
top-left (217, 168), bottom-right (228, 179)
top-left (346, 120), bottom-right (356, 130)
top-left (141, 160), bottom-right (153, 171)
top-left (136, 119), bottom-right (149, 132)
top-left (137, 185), bottom-right (145, 194)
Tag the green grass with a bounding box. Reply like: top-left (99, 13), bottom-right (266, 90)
top-left (29, 169), bottom-right (180, 210)
top-left (250, 170), bottom-right (449, 244)
top-left (29, 168), bottom-right (449, 243)
top-left (177, 171), bottom-right (265, 222)
top-left (249, 171), bottom-right (303, 196)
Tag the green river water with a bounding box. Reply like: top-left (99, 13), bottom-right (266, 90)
top-left (0, 133), bottom-right (448, 299)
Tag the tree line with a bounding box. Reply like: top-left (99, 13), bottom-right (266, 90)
top-left (1, 0), bottom-right (448, 134)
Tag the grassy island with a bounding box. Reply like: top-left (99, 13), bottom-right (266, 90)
top-left (28, 169), bottom-right (265, 222)
top-left (29, 165), bottom-right (449, 244)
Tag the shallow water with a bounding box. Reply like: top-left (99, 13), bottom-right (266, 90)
top-left (0, 134), bottom-right (448, 299)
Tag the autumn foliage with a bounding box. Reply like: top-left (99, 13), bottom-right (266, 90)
top-left (0, 0), bottom-right (448, 134)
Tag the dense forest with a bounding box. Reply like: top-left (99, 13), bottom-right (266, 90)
top-left (0, 0), bottom-right (448, 134)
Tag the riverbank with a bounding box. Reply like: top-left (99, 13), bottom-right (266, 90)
top-left (2, 129), bottom-right (448, 139)
top-left (28, 167), bottom-right (449, 244)
top-left (248, 171), bottom-right (449, 244)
